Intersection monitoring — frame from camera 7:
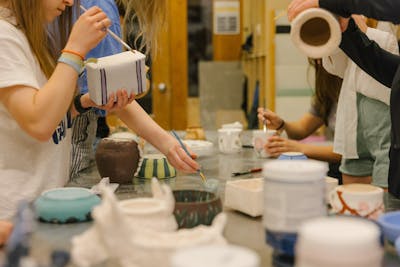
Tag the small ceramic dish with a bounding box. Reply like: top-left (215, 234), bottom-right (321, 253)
top-left (134, 154), bottom-right (176, 179)
top-left (34, 187), bottom-right (101, 224)
top-left (224, 178), bottom-right (263, 217)
top-left (378, 211), bottom-right (400, 243)
top-left (183, 140), bottom-right (214, 157)
top-left (173, 190), bottom-right (222, 229)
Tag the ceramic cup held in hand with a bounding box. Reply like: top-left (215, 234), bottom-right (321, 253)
top-left (252, 129), bottom-right (278, 158)
top-left (218, 128), bottom-right (242, 154)
top-left (329, 183), bottom-right (384, 220)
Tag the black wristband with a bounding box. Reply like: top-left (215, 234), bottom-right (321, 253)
top-left (74, 94), bottom-right (91, 114)
top-left (276, 120), bottom-right (285, 131)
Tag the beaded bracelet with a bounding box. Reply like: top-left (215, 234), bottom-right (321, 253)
top-left (58, 52), bottom-right (84, 74)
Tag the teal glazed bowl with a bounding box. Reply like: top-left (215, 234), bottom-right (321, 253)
top-left (34, 187), bottom-right (101, 224)
top-left (173, 190), bottom-right (222, 229)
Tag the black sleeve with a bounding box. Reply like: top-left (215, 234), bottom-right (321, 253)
top-left (319, 0), bottom-right (400, 24)
top-left (339, 19), bottom-right (400, 88)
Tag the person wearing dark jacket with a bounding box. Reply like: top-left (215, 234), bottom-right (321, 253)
top-left (288, 0), bottom-right (400, 197)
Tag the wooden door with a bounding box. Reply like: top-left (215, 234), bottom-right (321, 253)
top-left (152, 0), bottom-right (188, 130)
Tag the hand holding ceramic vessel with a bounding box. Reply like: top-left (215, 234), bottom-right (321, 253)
top-left (264, 135), bottom-right (304, 158)
top-left (287, 0), bottom-right (319, 22)
top-left (0, 220), bottom-right (13, 246)
top-left (257, 108), bottom-right (284, 131)
top-left (81, 89), bottom-right (135, 112)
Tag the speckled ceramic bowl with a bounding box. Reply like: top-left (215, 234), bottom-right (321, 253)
top-left (173, 190), bottom-right (222, 229)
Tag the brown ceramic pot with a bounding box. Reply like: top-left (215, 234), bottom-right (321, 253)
top-left (173, 190), bottom-right (222, 229)
top-left (95, 137), bottom-right (140, 184)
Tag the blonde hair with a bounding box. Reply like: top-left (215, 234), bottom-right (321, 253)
top-left (3, 0), bottom-right (78, 78)
top-left (117, 0), bottom-right (166, 55)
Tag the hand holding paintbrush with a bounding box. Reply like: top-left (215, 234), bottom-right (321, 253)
top-left (171, 131), bottom-right (207, 183)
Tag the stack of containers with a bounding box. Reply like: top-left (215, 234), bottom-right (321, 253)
top-left (262, 160), bottom-right (328, 262)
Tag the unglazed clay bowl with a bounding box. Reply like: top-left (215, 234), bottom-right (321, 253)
top-left (134, 154), bottom-right (176, 179)
top-left (173, 190), bottom-right (222, 229)
top-left (95, 137), bottom-right (140, 184)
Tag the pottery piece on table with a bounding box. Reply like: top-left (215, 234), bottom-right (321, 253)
top-left (95, 137), bottom-right (141, 184)
top-left (173, 190), bottom-right (223, 229)
top-left (34, 187), bottom-right (101, 224)
top-left (224, 178), bottom-right (263, 217)
top-left (134, 154), bottom-right (176, 179)
top-left (71, 180), bottom-right (227, 267)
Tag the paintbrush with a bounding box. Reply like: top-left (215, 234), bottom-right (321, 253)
top-left (232, 167), bottom-right (262, 177)
top-left (80, 5), bottom-right (135, 53)
top-left (171, 131), bottom-right (207, 183)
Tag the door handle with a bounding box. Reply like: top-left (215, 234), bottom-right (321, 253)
top-left (158, 83), bottom-right (167, 93)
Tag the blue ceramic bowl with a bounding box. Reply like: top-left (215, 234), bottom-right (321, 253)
top-left (278, 152), bottom-right (308, 160)
top-left (34, 187), bottom-right (101, 224)
top-left (378, 211), bottom-right (400, 243)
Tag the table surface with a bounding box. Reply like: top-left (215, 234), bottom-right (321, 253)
top-left (24, 131), bottom-right (400, 266)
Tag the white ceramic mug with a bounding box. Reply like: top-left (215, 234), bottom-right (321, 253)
top-left (252, 129), bottom-right (278, 158)
top-left (325, 177), bottom-right (338, 204)
top-left (329, 183), bottom-right (384, 220)
top-left (218, 128), bottom-right (242, 154)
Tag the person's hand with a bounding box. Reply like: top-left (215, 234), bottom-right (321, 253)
top-left (165, 142), bottom-right (200, 173)
top-left (264, 136), bottom-right (305, 157)
top-left (257, 107), bottom-right (284, 130)
top-left (81, 89), bottom-right (135, 112)
top-left (65, 6), bottom-right (111, 57)
top-left (0, 221), bottom-right (13, 246)
top-left (351, 15), bottom-right (368, 33)
top-left (338, 17), bottom-right (350, 32)
top-left (287, 0), bottom-right (319, 21)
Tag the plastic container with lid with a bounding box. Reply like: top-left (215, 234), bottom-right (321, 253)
top-left (296, 217), bottom-right (383, 267)
top-left (171, 245), bottom-right (260, 267)
top-left (263, 160), bottom-right (328, 233)
top-left (262, 160), bottom-right (328, 256)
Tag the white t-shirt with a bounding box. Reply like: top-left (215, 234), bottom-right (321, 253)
top-left (0, 9), bottom-right (72, 220)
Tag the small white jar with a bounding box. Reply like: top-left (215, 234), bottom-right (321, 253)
top-left (263, 160), bottom-right (328, 233)
top-left (296, 217), bottom-right (383, 267)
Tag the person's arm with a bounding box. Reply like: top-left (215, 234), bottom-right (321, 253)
top-left (339, 19), bottom-right (400, 88)
top-left (265, 135), bottom-right (341, 162)
top-left (0, 7), bottom-right (111, 141)
top-left (288, 0), bottom-right (400, 23)
top-left (258, 108), bottom-right (323, 140)
top-left (115, 101), bottom-right (200, 173)
top-left (320, 0), bottom-right (400, 24)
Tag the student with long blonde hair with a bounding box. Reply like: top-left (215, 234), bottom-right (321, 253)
top-left (0, 0), bottom-right (199, 220)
